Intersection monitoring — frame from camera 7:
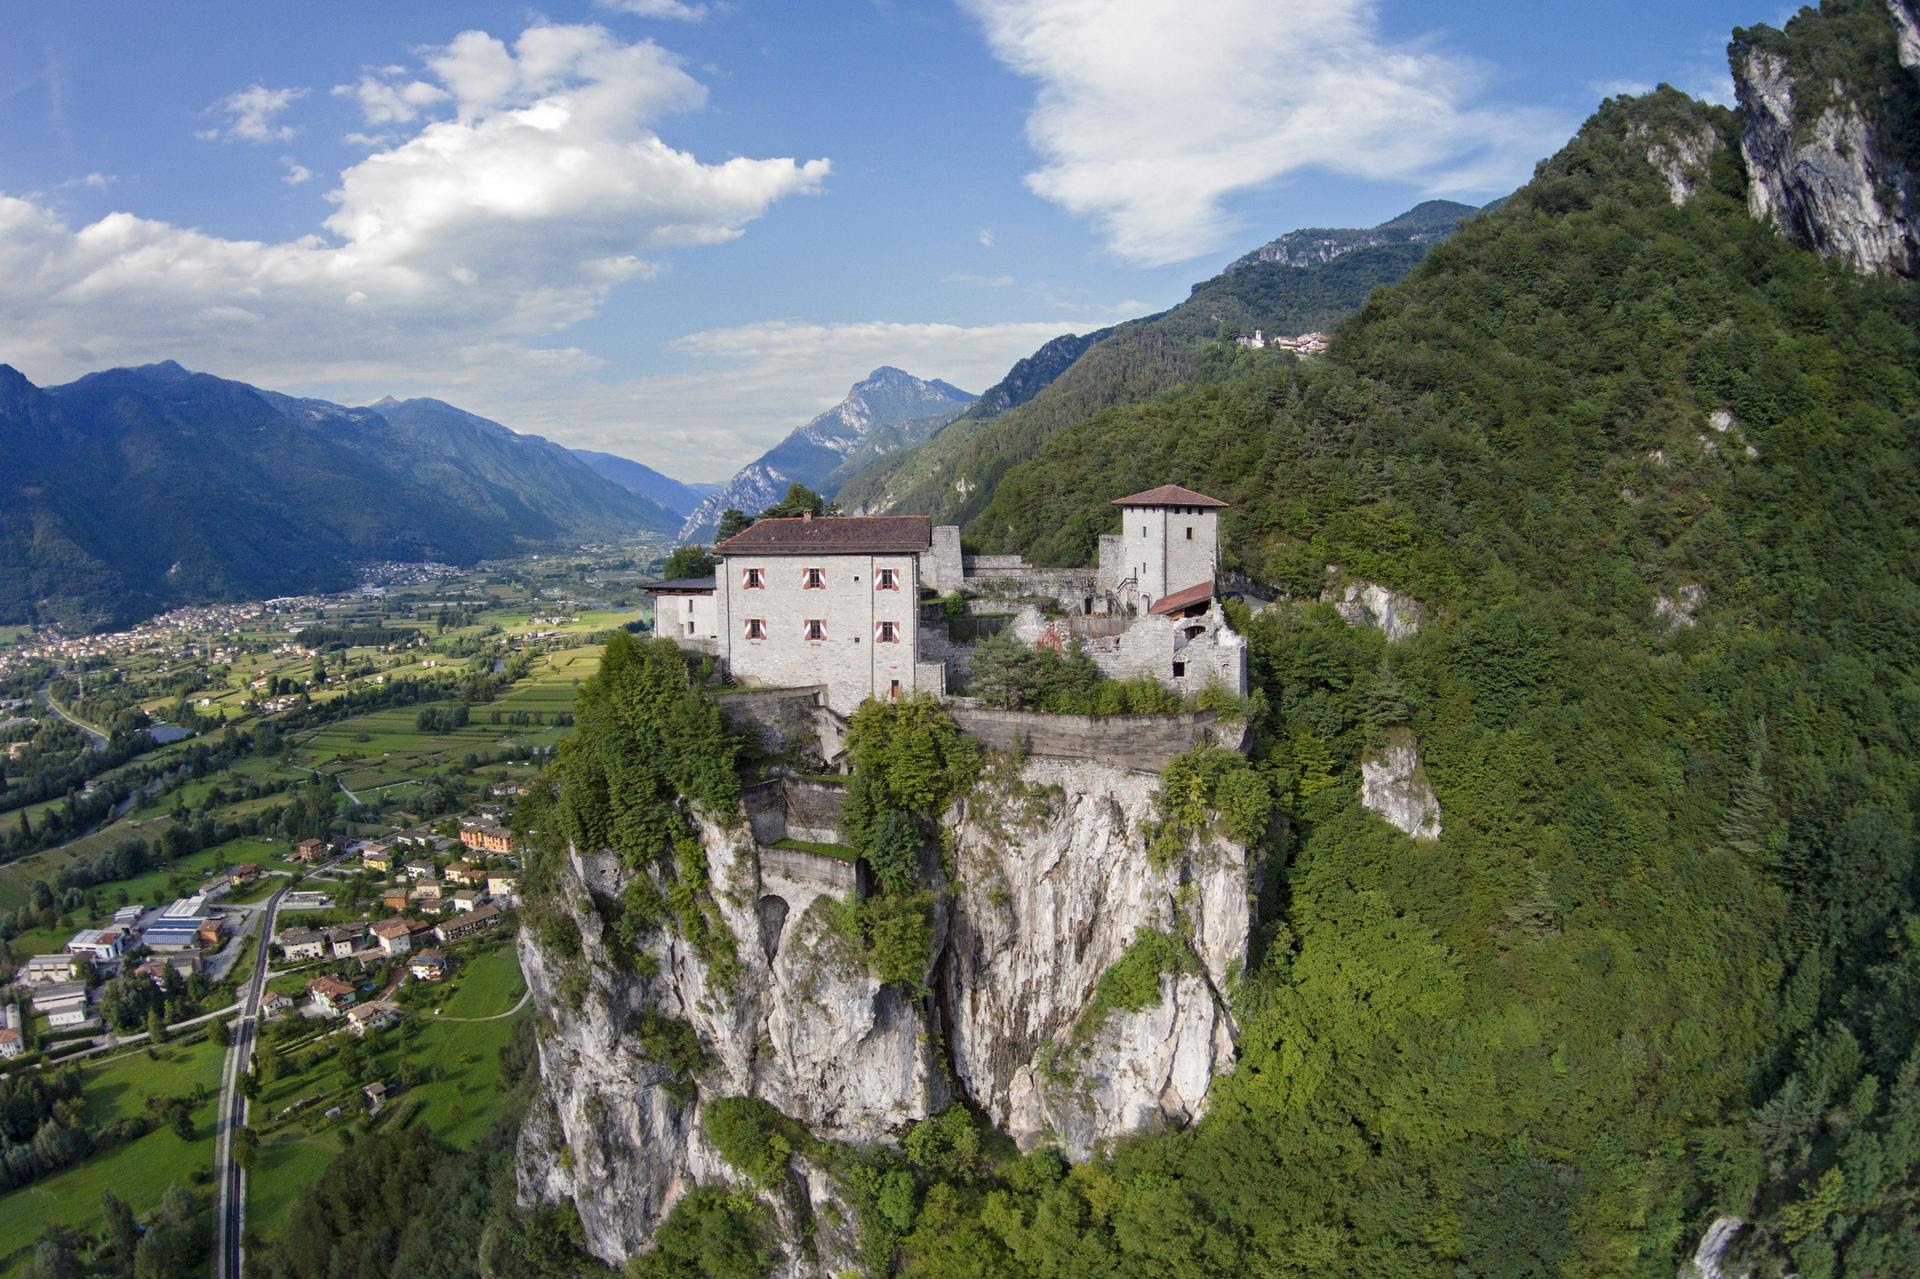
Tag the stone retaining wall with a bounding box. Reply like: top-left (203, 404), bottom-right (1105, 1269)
top-left (947, 707), bottom-right (1245, 773)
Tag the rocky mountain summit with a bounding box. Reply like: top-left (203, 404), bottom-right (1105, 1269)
top-left (679, 367), bottom-right (974, 540)
top-left (1732, 0), bottom-right (1920, 278)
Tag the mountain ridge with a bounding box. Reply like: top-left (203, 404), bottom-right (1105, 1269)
top-left (0, 363), bottom-right (677, 629)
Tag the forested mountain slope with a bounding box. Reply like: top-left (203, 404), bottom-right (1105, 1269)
top-left (938, 36), bottom-right (1919, 1279)
top-left (0, 362), bottom-right (676, 630)
top-left (835, 200), bottom-right (1481, 522)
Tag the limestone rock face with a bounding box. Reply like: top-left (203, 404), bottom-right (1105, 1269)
top-left (940, 757), bottom-right (1252, 1158)
top-left (521, 757), bottom-right (1258, 1267)
top-left (1733, 43), bottom-right (1918, 279)
top-left (1630, 117), bottom-right (1723, 206)
top-left (1892, 0), bottom-right (1920, 71)
top-left (1324, 580), bottom-right (1426, 641)
top-left (1008, 971), bottom-right (1237, 1161)
top-left (1655, 584), bottom-right (1706, 629)
top-left (516, 823), bottom-right (943, 1271)
top-left (1682, 1216), bottom-right (1755, 1279)
top-left (1360, 728), bottom-right (1442, 840)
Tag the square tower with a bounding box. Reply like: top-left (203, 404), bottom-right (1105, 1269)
top-left (1109, 484), bottom-right (1228, 610)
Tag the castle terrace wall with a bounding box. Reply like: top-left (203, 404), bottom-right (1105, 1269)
top-left (784, 780), bottom-right (847, 844)
top-left (718, 687), bottom-right (828, 759)
top-left (946, 707), bottom-right (1245, 773)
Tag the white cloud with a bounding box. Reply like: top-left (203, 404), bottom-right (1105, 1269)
top-left (962, 0), bottom-right (1570, 265)
top-left (1590, 78), bottom-right (1656, 99)
top-left (977, 226), bottom-right (994, 247)
top-left (596, 0), bottom-right (710, 20)
top-left (944, 272), bottom-right (1014, 287)
top-left (204, 83), bottom-right (308, 142)
top-left (0, 21), bottom-right (830, 474)
top-left (333, 71), bottom-right (451, 125)
top-left (281, 160), bottom-right (313, 185)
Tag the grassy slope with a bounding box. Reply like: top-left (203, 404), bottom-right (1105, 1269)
top-left (0, 1036), bottom-right (226, 1276)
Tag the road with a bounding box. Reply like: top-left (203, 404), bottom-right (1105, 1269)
top-left (213, 881), bottom-right (286, 1279)
top-left (35, 681), bottom-right (109, 751)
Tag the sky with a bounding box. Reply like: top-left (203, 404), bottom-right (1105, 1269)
top-left (1, 0), bottom-right (1767, 481)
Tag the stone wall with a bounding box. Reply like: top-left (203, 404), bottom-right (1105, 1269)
top-left (925, 525), bottom-right (965, 595)
top-left (947, 706), bottom-right (1243, 772)
top-left (784, 780), bottom-right (847, 844)
top-left (718, 687), bottom-right (829, 760)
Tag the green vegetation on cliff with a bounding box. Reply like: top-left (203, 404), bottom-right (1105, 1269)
top-left (848, 76), bottom-right (1920, 1279)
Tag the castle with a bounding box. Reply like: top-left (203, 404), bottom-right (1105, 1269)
top-left (647, 484), bottom-right (1247, 716)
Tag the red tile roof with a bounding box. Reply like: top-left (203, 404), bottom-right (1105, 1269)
top-left (715, 514), bottom-right (933, 556)
top-left (1148, 579), bottom-right (1218, 616)
top-left (1110, 484), bottom-right (1229, 509)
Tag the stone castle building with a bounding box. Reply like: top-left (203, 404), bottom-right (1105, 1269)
top-left (647, 484), bottom-right (1246, 715)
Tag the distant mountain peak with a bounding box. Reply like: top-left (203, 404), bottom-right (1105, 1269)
top-left (677, 368), bottom-right (976, 540)
top-left (1223, 199), bottom-right (1485, 276)
top-left (370, 394), bottom-right (401, 407)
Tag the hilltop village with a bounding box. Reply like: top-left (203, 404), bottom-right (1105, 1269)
top-left (645, 483), bottom-right (1249, 716)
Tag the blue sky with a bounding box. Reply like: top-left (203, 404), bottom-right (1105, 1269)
top-left (2, 0), bottom-right (1766, 480)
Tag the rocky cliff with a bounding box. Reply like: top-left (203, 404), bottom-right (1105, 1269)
top-left (1731, 1), bottom-right (1920, 279)
top-left (518, 754), bottom-right (1257, 1271)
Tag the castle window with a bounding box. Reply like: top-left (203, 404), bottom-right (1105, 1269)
top-left (803, 567), bottom-right (826, 589)
top-left (1172, 661), bottom-right (1186, 678)
top-left (804, 619), bottom-right (826, 641)
top-left (876, 567), bottom-right (899, 591)
top-left (743, 618), bottom-right (767, 640)
top-left (876, 620), bottom-right (900, 643)
top-left (742, 567), bottom-right (764, 589)
top-left (1185, 526), bottom-right (1193, 540)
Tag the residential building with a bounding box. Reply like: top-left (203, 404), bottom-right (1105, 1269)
top-left (712, 513), bottom-right (940, 715)
top-left (0, 1028), bottom-right (21, 1059)
top-left (404, 860), bottom-right (436, 881)
top-left (291, 837), bottom-right (327, 862)
top-left (196, 920), bottom-right (225, 948)
top-left (309, 975), bottom-right (357, 1016)
top-left (262, 990), bottom-right (293, 1018)
top-left (276, 927), bottom-right (326, 961)
top-left (643, 577), bottom-right (720, 645)
top-left (360, 843), bottom-right (392, 872)
top-left (325, 923), bottom-right (368, 958)
top-left (382, 890), bottom-right (411, 912)
top-left (66, 928), bottom-right (125, 962)
top-left (346, 1001), bottom-right (401, 1037)
top-left (449, 889), bottom-right (483, 913)
top-left (459, 824), bottom-right (514, 855)
top-left (435, 903), bottom-right (503, 944)
top-left (232, 862), bottom-right (261, 880)
top-left (371, 918), bottom-right (415, 956)
top-left (445, 862), bottom-right (487, 887)
top-left (486, 874), bottom-right (518, 903)
top-left (409, 950), bottom-right (447, 981)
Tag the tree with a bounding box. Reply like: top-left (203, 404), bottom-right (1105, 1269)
top-left (715, 508), bottom-right (753, 542)
top-left (759, 483), bottom-right (838, 520)
top-left (101, 1188), bottom-right (141, 1262)
top-left (661, 545), bottom-right (718, 580)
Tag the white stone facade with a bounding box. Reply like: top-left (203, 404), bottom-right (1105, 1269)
top-left (715, 550), bottom-right (930, 716)
top-left (1105, 503), bottom-right (1219, 610)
